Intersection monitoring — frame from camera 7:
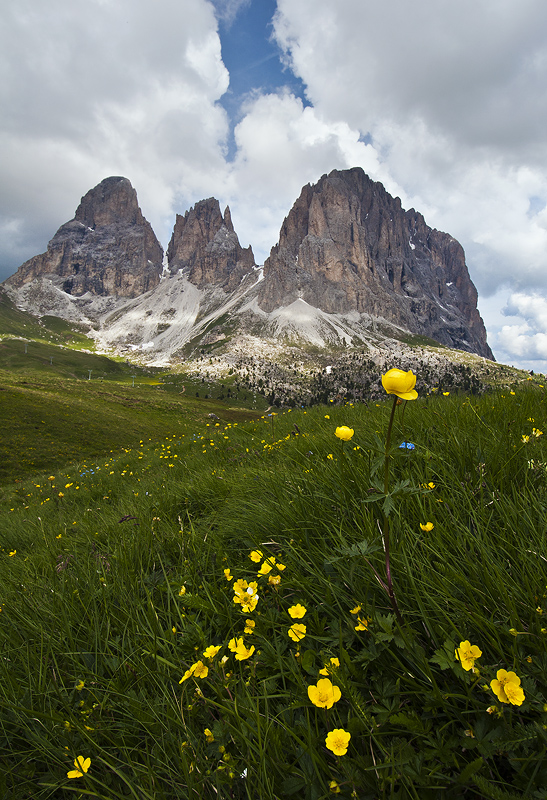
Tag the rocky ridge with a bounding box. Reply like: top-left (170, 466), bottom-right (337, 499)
top-left (3, 169), bottom-right (494, 364)
top-left (167, 198), bottom-right (256, 291)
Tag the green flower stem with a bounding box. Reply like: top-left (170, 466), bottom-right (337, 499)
top-left (382, 395), bottom-right (403, 626)
top-left (384, 395), bottom-right (398, 496)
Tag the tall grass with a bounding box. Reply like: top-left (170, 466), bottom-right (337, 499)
top-left (1, 381), bottom-right (547, 798)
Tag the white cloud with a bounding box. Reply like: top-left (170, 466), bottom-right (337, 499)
top-left (0, 0), bottom-right (231, 273)
top-left (272, 0), bottom-right (547, 303)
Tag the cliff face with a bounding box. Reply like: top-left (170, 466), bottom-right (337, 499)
top-left (5, 177), bottom-right (163, 298)
top-left (258, 168), bottom-right (493, 358)
top-left (167, 198), bottom-right (255, 291)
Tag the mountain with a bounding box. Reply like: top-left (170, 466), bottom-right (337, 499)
top-left (2, 168), bottom-right (493, 365)
top-left (167, 198), bottom-right (256, 291)
top-left (5, 177), bottom-right (163, 299)
top-left (258, 168), bottom-right (491, 358)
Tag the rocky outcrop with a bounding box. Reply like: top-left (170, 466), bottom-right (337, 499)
top-left (258, 168), bottom-right (493, 359)
top-left (167, 198), bottom-right (255, 291)
top-left (5, 177), bottom-right (163, 298)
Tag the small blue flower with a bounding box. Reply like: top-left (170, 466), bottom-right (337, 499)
top-left (399, 442), bottom-right (415, 450)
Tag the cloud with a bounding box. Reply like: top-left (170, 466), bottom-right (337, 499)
top-left (0, 0), bottom-right (231, 275)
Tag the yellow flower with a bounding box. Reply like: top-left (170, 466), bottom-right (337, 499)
top-left (249, 550), bottom-right (263, 562)
top-left (224, 568), bottom-right (233, 581)
top-left (288, 623), bottom-right (307, 642)
top-left (522, 435), bottom-right (530, 443)
top-left (324, 414), bottom-right (330, 419)
top-left (75, 680), bottom-right (85, 691)
top-left (329, 780), bottom-right (341, 793)
top-left (258, 558), bottom-right (275, 575)
top-left (193, 660), bottom-right (209, 678)
top-left (268, 574), bottom-right (281, 586)
top-left (203, 645), bottom-right (221, 659)
top-left (244, 619), bottom-right (255, 634)
top-left (443, 391), bottom-right (450, 396)
top-left (67, 756), bottom-right (91, 778)
top-left (308, 677), bottom-right (342, 709)
top-left (327, 453), bottom-right (334, 460)
top-left (381, 369), bottom-right (418, 400)
top-left (325, 728), bottom-right (351, 756)
top-left (233, 580), bottom-right (259, 613)
top-left (420, 522), bottom-right (434, 532)
top-left (335, 426), bottom-right (354, 441)
top-left (179, 660), bottom-right (209, 683)
top-left (204, 728), bottom-right (215, 743)
top-left (8, 550), bottom-right (16, 557)
top-left (349, 604), bottom-right (361, 614)
top-left (288, 604), bottom-right (307, 619)
top-left (178, 586), bottom-right (186, 596)
top-left (228, 637), bottom-right (255, 661)
top-left (455, 641), bottom-right (482, 671)
top-left (354, 615), bottom-right (371, 631)
top-left (490, 669), bottom-right (525, 705)
top-left (319, 657), bottom-right (340, 676)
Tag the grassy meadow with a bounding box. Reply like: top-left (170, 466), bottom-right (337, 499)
top-left (1, 358), bottom-right (547, 798)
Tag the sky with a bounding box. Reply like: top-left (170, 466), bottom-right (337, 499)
top-left (2, 0), bottom-right (547, 370)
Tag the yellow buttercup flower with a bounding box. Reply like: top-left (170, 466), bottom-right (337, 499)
top-left (223, 568), bottom-right (233, 581)
top-left (335, 426), bottom-right (354, 441)
top-left (490, 669), bottom-right (525, 705)
top-left (67, 756), bottom-right (91, 779)
top-left (381, 368), bottom-right (418, 400)
top-left (204, 728), bottom-right (215, 742)
top-left (308, 678), bottom-right (341, 709)
top-left (420, 522), bottom-right (434, 532)
top-left (354, 615), bottom-right (371, 631)
top-left (455, 640), bottom-right (482, 671)
top-left (203, 645), bottom-right (221, 659)
top-left (288, 603), bottom-right (307, 619)
top-left (325, 728), bottom-right (351, 756)
top-left (288, 623), bottom-right (307, 642)
top-left (179, 660), bottom-right (209, 683)
top-left (244, 619), bottom-right (255, 634)
top-left (249, 550), bottom-right (263, 562)
top-left (228, 637), bottom-right (255, 661)
top-left (258, 558), bottom-right (275, 575)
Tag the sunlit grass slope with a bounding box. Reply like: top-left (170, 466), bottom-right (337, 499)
top-left (2, 376), bottom-right (547, 798)
top-left (0, 341), bottom-right (267, 483)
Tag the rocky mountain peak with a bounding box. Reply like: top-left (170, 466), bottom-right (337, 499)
top-left (74, 176), bottom-right (142, 228)
top-left (258, 167), bottom-right (493, 359)
top-left (167, 197), bottom-right (255, 291)
top-left (5, 177), bottom-right (163, 298)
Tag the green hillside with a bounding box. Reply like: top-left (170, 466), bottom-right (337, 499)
top-left (1, 376), bottom-right (547, 798)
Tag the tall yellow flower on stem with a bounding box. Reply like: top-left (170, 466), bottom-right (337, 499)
top-left (381, 369), bottom-right (418, 400)
top-left (376, 368), bottom-right (418, 626)
top-left (335, 426), bottom-right (354, 441)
